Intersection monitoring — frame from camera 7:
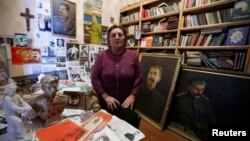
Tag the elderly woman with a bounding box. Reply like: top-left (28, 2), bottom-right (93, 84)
top-left (91, 24), bottom-right (143, 128)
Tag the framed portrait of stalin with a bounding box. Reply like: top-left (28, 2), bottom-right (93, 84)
top-left (168, 68), bottom-right (250, 141)
top-left (52, 0), bottom-right (76, 37)
top-left (135, 53), bottom-right (182, 130)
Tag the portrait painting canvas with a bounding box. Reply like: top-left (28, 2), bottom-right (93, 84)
top-left (135, 53), bottom-right (182, 130)
top-left (168, 68), bottom-right (250, 141)
top-left (52, 0), bottom-right (76, 37)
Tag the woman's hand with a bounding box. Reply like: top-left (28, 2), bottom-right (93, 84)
top-left (122, 95), bottom-right (135, 109)
top-left (102, 92), bottom-right (120, 111)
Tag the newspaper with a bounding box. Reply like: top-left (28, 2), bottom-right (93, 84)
top-left (106, 116), bottom-right (145, 141)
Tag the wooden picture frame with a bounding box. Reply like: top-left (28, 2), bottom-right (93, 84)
top-left (64, 91), bottom-right (86, 109)
top-left (52, 0), bottom-right (76, 37)
top-left (136, 53), bottom-right (182, 130)
top-left (168, 68), bottom-right (250, 141)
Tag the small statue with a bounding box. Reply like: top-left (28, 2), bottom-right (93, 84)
top-left (86, 87), bottom-right (100, 112)
top-left (2, 80), bottom-right (34, 141)
top-left (31, 75), bottom-right (68, 124)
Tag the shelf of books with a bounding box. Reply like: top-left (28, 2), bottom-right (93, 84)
top-left (178, 0), bottom-right (250, 73)
top-left (120, 0), bottom-right (250, 74)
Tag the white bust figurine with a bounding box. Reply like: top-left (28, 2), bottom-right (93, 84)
top-left (2, 81), bottom-right (33, 141)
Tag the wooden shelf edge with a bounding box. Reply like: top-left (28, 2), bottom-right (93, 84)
top-left (183, 0), bottom-right (236, 13)
top-left (142, 29), bottom-right (178, 35)
top-left (178, 46), bottom-right (250, 50)
top-left (141, 12), bottom-right (179, 22)
top-left (139, 47), bottom-right (176, 49)
top-left (181, 65), bottom-right (250, 76)
top-left (180, 20), bottom-right (250, 31)
top-left (120, 20), bottom-right (140, 26)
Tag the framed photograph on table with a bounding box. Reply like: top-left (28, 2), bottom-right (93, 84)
top-left (64, 91), bottom-right (86, 109)
top-left (52, 0), bottom-right (76, 37)
top-left (168, 68), bottom-right (250, 141)
top-left (135, 53), bottom-right (182, 130)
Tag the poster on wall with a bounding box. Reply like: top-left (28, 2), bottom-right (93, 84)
top-left (37, 0), bottom-right (51, 32)
top-left (83, 2), bottom-right (102, 44)
top-left (52, 0), bottom-right (76, 37)
top-left (11, 47), bottom-right (41, 64)
top-left (68, 66), bottom-right (87, 81)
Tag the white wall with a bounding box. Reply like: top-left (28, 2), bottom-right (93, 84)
top-left (0, 0), bottom-right (139, 77)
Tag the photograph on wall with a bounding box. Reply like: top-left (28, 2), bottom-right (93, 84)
top-left (80, 57), bottom-right (89, 70)
top-left (57, 56), bottom-right (66, 67)
top-left (0, 35), bottom-right (14, 46)
top-left (37, 0), bottom-right (51, 32)
top-left (84, 9), bottom-right (102, 44)
top-left (88, 44), bottom-right (108, 68)
top-left (66, 43), bottom-right (80, 61)
top-left (52, 0), bottom-right (76, 37)
top-left (80, 44), bottom-right (89, 57)
top-left (0, 46), bottom-right (9, 86)
top-left (14, 33), bottom-right (28, 47)
top-left (57, 38), bottom-right (65, 48)
top-left (41, 46), bottom-right (49, 56)
top-left (68, 66), bottom-right (87, 82)
top-left (168, 68), bottom-right (250, 141)
top-left (31, 48), bottom-right (42, 63)
top-left (136, 53), bottom-right (182, 130)
top-left (42, 56), bottom-right (57, 64)
top-left (101, 26), bottom-right (108, 45)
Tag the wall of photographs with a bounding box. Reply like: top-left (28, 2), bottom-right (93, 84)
top-left (0, 0), bottom-right (140, 78)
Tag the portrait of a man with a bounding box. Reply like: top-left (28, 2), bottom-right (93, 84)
top-left (135, 53), bottom-right (182, 130)
top-left (136, 65), bottom-right (165, 123)
top-left (31, 49), bottom-right (41, 63)
top-left (53, 0), bottom-right (76, 36)
top-left (57, 38), bottom-right (65, 47)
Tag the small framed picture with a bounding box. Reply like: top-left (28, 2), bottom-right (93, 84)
top-left (64, 91), bottom-right (85, 109)
top-left (14, 33), bottom-right (28, 47)
top-left (0, 34), bottom-right (14, 46)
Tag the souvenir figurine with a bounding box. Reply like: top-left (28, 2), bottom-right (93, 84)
top-left (2, 80), bottom-right (33, 141)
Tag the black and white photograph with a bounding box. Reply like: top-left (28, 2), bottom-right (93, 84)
top-left (80, 44), bottom-right (88, 57)
top-left (68, 66), bottom-right (87, 81)
top-left (67, 43), bottom-right (79, 61)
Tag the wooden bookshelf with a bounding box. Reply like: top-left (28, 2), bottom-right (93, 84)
top-left (120, 0), bottom-right (250, 74)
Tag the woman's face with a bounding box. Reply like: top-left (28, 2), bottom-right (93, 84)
top-left (109, 28), bottom-right (125, 49)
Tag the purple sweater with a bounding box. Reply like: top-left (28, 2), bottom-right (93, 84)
top-left (91, 49), bottom-right (143, 103)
